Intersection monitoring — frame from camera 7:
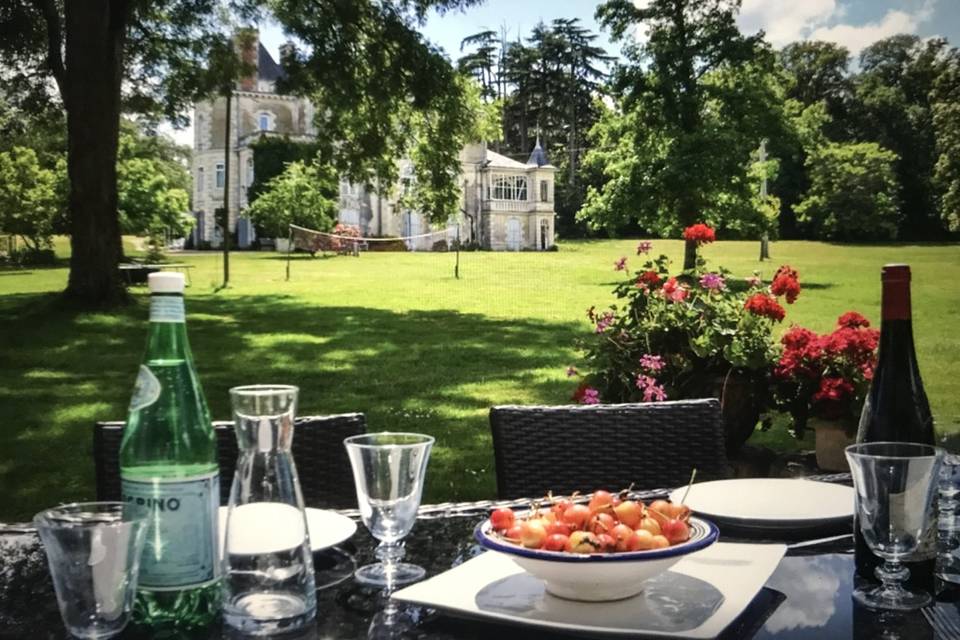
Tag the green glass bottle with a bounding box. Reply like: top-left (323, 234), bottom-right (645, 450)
top-left (120, 272), bottom-right (220, 629)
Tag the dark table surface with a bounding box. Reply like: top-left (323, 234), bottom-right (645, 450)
top-left (2, 492), bottom-right (957, 640)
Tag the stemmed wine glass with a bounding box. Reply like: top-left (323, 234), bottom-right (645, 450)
top-left (344, 432), bottom-right (434, 588)
top-left (846, 441), bottom-right (943, 611)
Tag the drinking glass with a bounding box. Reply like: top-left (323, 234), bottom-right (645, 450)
top-left (33, 502), bottom-right (148, 639)
top-left (344, 432), bottom-right (434, 588)
top-left (222, 385), bottom-right (316, 636)
top-left (937, 431), bottom-right (960, 583)
top-left (846, 442), bottom-right (943, 611)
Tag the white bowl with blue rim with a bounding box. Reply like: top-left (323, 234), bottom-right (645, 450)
top-left (474, 516), bottom-right (719, 601)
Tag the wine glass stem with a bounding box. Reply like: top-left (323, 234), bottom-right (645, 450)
top-left (875, 559), bottom-right (910, 597)
top-left (376, 541), bottom-right (405, 573)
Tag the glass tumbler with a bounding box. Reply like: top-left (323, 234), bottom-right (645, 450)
top-left (33, 502), bottom-right (148, 639)
top-left (344, 433), bottom-right (434, 588)
top-left (846, 441), bottom-right (943, 611)
top-left (222, 385), bottom-right (316, 636)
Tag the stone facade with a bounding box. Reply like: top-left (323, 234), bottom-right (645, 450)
top-left (192, 35), bottom-right (556, 251)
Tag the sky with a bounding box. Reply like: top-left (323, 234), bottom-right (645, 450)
top-left (163, 0), bottom-right (960, 145)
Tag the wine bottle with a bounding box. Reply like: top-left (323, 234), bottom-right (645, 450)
top-left (120, 273), bottom-right (220, 628)
top-left (855, 263), bottom-right (936, 590)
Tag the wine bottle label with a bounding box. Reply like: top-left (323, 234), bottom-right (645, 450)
top-left (128, 365), bottom-right (161, 411)
top-left (121, 472), bottom-right (220, 590)
top-left (149, 296), bottom-right (185, 323)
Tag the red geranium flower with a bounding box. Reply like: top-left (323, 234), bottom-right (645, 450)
top-left (636, 270), bottom-right (662, 288)
top-left (771, 265), bottom-right (801, 304)
top-left (744, 293), bottom-right (785, 322)
top-left (838, 311), bottom-right (870, 329)
top-left (683, 223), bottom-right (716, 245)
top-left (812, 377), bottom-right (855, 404)
top-left (781, 326), bottom-right (817, 351)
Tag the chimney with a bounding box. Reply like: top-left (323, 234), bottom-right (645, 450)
top-left (235, 28), bottom-right (259, 91)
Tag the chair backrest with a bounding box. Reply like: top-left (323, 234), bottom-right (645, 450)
top-left (489, 399), bottom-right (730, 499)
top-left (94, 414), bottom-right (366, 509)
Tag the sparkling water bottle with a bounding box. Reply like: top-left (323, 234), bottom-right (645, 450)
top-left (120, 272), bottom-right (220, 628)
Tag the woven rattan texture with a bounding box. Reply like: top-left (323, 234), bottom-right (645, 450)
top-left (490, 399), bottom-right (731, 499)
top-left (93, 414), bottom-right (366, 509)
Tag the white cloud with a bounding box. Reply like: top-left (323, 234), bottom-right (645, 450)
top-left (157, 119), bottom-right (193, 148)
top-left (736, 0), bottom-right (935, 55)
top-left (738, 0), bottom-right (838, 47)
top-left (809, 4), bottom-right (934, 55)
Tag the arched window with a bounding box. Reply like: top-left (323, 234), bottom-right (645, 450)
top-left (215, 163), bottom-right (225, 188)
top-left (491, 175), bottom-right (528, 201)
top-left (257, 111), bottom-right (275, 132)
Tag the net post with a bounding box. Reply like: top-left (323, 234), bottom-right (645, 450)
top-left (455, 223), bottom-right (461, 280)
top-left (285, 225), bottom-right (294, 281)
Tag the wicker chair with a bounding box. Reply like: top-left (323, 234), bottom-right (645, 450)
top-left (93, 414), bottom-right (365, 509)
top-left (489, 399), bottom-right (730, 499)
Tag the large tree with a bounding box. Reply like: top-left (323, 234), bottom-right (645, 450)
top-left (932, 48), bottom-right (960, 232)
top-left (584, 0), bottom-right (780, 268)
top-left (0, 0), bottom-right (481, 306)
top-left (851, 35), bottom-right (953, 239)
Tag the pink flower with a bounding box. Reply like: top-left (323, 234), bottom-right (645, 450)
top-left (643, 382), bottom-right (667, 402)
top-left (636, 241), bottom-right (653, 255)
top-left (661, 277), bottom-right (688, 303)
top-left (639, 354), bottom-right (664, 373)
top-left (566, 366), bottom-right (579, 377)
top-left (635, 374), bottom-right (667, 402)
top-left (595, 311), bottom-right (615, 333)
top-left (582, 388), bottom-right (600, 404)
top-left (614, 257), bottom-right (627, 271)
top-left (699, 272), bottom-right (726, 291)
top-left (746, 275), bottom-right (762, 288)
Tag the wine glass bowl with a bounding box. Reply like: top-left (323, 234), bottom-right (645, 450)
top-left (345, 432), bottom-right (434, 588)
top-left (846, 441), bottom-right (943, 611)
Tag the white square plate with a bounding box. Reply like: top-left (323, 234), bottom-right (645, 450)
top-left (392, 542), bottom-right (786, 638)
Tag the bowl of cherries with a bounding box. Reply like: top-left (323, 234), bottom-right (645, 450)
top-left (475, 490), bottom-right (718, 601)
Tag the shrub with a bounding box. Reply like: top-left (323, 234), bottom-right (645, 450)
top-left (795, 142), bottom-right (901, 241)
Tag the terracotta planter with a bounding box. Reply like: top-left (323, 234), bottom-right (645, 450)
top-left (812, 418), bottom-right (856, 471)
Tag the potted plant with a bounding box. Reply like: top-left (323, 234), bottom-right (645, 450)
top-left (571, 226), bottom-right (801, 454)
top-left (773, 312), bottom-right (879, 470)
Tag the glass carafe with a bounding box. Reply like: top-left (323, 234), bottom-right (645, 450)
top-left (222, 385), bottom-right (316, 635)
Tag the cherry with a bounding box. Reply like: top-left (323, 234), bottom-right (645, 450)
top-left (543, 533), bottom-right (569, 552)
top-left (589, 512), bottom-right (616, 535)
top-left (613, 500), bottom-right (643, 528)
top-left (520, 520), bottom-right (547, 549)
top-left (662, 518), bottom-right (691, 544)
top-left (566, 531), bottom-right (602, 554)
top-left (626, 529), bottom-right (655, 551)
top-left (588, 490), bottom-right (615, 515)
top-left (490, 507), bottom-right (515, 531)
top-left (610, 523), bottom-right (634, 551)
top-left (561, 504), bottom-right (592, 529)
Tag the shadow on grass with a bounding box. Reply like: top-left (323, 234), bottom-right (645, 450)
top-left (0, 292), bottom-right (580, 520)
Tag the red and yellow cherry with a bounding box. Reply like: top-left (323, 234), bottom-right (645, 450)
top-left (551, 499), bottom-right (574, 520)
top-left (613, 500), bottom-right (643, 528)
top-left (545, 521), bottom-right (572, 537)
top-left (626, 529), bottom-right (655, 551)
top-left (504, 524), bottom-right (523, 541)
top-left (597, 533), bottom-right (617, 552)
top-left (566, 530), bottom-right (603, 554)
top-left (543, 533), bottom-right (570, 552)
top-left (610, 523), bottom-right (634, 551)
top-left (520, 520), bottom-right (547, 549)
top-left (588, 490), bottom-right (615, 515)
top-left (561, 504), bottom-right (592, 529)
top-left (490, 507), bottom-right (515, 531)
top-left (589, 512), bottom-right (616, 535)
top-left (638, 516), bottom-right (661, 536)
top-left (662, 518), bottom-right (691, 544)
top-left (650, 534), bottom-right (670, 550)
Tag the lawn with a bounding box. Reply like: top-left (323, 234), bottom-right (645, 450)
top-left (1, 239), bottom-right (958, 521)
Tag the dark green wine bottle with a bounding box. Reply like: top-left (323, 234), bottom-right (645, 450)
top-left (120, 272), bottom-right (220, 629)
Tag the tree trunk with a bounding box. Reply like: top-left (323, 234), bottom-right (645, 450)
top-left (222, 89), bottom-right (231, 287)
top-left (683, 239), bottom-right (697, 271)
top-left (62, 1), bottom-right (128, 307)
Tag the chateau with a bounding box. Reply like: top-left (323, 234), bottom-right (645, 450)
top-left (191, 35), bottom-right (556, 251)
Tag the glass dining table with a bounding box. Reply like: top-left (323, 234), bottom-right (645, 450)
top-left (1, 479), bottom-right (955, 640)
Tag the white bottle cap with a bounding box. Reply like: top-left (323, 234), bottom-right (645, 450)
top-left (148, 272), bottom-right (185, 293)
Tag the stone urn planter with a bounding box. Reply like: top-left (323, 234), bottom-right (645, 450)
top-left (811, 418), bottom-right (856, 472)
top-left (275, 237), bottom-right (292, 252)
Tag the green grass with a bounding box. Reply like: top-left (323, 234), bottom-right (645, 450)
top-left (1, 239), bottom-right (958, 520)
